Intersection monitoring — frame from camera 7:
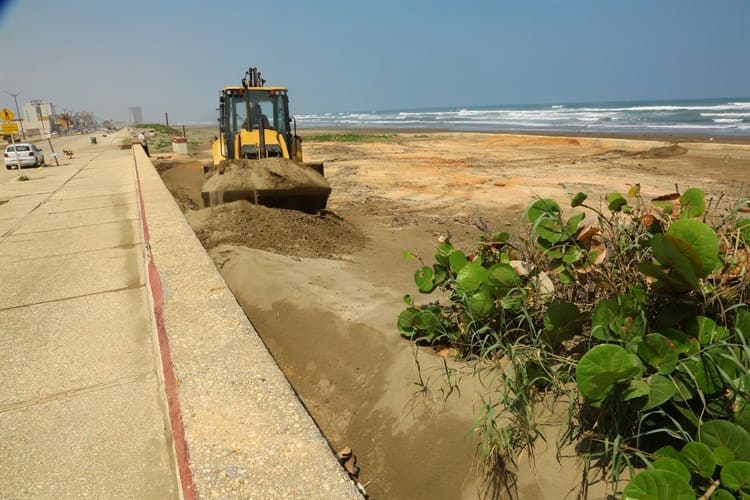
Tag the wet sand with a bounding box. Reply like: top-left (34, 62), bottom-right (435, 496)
top-left (155, 128), bottom-right (750, 499)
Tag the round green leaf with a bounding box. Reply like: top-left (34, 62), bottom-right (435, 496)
top-left (734, 310), bottom-right (750, 338)
top-left (492, 231), bottom-right (510, 243)
top-left (680, 348), bottom-right (736, 395)
top-left (687, 316), bottom-right (729, 345)
top-left (735, 401), bottom-right (750, 434)
top-left (591, 298), bottom-right (618, 341)
top-left (607, 192), bottom-right (628, 212)
top-left (699, 420), bottom-right (750, 462)
top-left (448, 250), bottom-right (468, 273)
top-left (661, 328), bottom-right (693, 354)
top-left (434, 243), bottom-right (454, 266)
top-left (622, 469), bottom-right (695, 500)
top-left (417, 310), bottom-right (440, 330)
top-left (642, 374), bottom-right (677, 410)
top-left (571, 192), bottom-right (588, 207)
top-left (652, 457), bottom-right (691, 483)
top-left (563, 245), bottom-right (584, 264)
top-left (655, 445), bottom-right (684, 461)
top-left (527, 198), bottom-right (561, 223)
top-left (712, 446), bottom-right (735, 466)
top-left (542, 301), bottom-right (581, 347)
top-left (710, 489), bottom-right (736, 500)
top-left (534, 219), bottom-right (568, 244)
top-left (576, 344), bottom-right (643, 402)
top-left (679, 441), bottom-right (716, 478)
top-left (566, 212), bottom-right (585, 234)
top-left (397, 307), bottom-right (421, 338)
top-left (456, 263), bottom-right (489, 292)
top-left (432, 264), bottom-right (447, 285)
top-left (667, 219), bottom-right (719, 277)
top-left (720, 461), bottom-right (750, 492)
top-left (414, 266), bottom-right (436, 293)
top-left (637, 333), bottom-right (678, 374)
top-left (625, 379), bottom-right (650, 402)
top-left (467, 289), bottom-right (494, 318)
top-left (680, 188), bottom-right (706, 218)
top-left (651, 233), bottom-right (700, 288)
top-left (487, 263), bottom-right (521, 287)
top-left (737, 218), bottom-right (750, 244)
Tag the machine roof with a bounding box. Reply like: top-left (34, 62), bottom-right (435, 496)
top-left (222, 86), bottom-right (288, 92)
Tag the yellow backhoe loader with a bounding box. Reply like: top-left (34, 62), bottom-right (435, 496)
top-left (201, 67), bottom-right (330, 213)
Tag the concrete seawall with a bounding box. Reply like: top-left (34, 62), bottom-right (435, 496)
top-left (132, 145), bottom-right (361, 498)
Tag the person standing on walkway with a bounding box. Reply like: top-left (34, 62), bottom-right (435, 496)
top-left (138, 131), bottom-right (150, 157)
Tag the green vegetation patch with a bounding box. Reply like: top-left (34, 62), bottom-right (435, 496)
top-left (304, 133), bottom-right (396, 143)
top-left (136, 123), bottom-right (179, 135)
top-left (398, 183), bottom-right (750, 497)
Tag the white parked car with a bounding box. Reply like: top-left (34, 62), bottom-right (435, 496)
top-left (4, 143), bottom-right (45, 169)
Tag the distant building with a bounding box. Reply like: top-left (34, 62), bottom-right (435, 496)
top-left (73, 111), bottom-right (96, 131)
top-left (21, 100), bottom-right (56, 136)
top-left (128, 106), bottom-right (143, 125)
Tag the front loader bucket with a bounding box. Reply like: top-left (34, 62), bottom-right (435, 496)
top-left (201, 158), bottom-right (331, 214)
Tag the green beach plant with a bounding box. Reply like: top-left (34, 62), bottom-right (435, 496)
top-left (135, 123), bottom-right (179, 135)
top-left (304, 133), bottom-right (396, 143)
top-left (398, 184), bottom-right (750, 496)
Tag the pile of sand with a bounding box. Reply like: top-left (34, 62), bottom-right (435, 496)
top-left (185, 200), bottom-right (367, 259)
top-left (201, 158), bottom-right (331, 211)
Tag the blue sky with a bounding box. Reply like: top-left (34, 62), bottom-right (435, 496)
top-left (1, 0), bottom-right (748, 123)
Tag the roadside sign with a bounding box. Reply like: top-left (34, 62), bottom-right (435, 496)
top-left (2, 122), bottom-right (19, 134)
top-left (0, 108), bottom-right (14, 122)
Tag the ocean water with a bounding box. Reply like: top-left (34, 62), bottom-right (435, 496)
top-left (296, 97), bottom-right (750, 136)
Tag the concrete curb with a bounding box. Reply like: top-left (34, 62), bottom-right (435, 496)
top-left (131, 145), bottom-right (360, 498)
top-left (132, 146), bottom-right (196, 499)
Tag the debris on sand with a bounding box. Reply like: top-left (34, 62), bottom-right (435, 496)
top-left (337, 447), bottom-right (368, 497)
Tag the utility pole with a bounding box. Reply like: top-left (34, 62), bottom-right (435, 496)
top-left (4, 90), bottom-right (25, 139)
top-left (40, 114), bottom-right (60, 166)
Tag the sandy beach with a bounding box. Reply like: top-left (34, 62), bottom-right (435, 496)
top-left (153, 128), bottom-right (750, 499)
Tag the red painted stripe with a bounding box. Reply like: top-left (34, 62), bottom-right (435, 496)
top-left (133, 148), bottom-right (197, 499)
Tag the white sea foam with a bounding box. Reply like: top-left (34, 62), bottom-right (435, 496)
top-left (701, 112), bottom-right (750, 118)
top-left (295, 98), bottom-right (750, 135)
top-left (646, 123), bottom-right (748, 130)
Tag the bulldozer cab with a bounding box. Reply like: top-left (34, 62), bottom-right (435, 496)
top-left (218, 86), bottom-right (293, 160)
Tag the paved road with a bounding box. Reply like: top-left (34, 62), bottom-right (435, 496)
top-left (1, 133), bottom-right (96, 183)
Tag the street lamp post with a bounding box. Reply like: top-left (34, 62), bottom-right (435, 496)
top-left (4, 90), bottom-right (25, 140)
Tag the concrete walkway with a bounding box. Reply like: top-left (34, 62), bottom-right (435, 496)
top-left (0, 132), bottom-right (359, 498)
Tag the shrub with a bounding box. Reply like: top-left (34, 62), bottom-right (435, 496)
top-left (399, 185), bottom-right (750, 496)
top-left (135, 123), bottom-right (179, 135)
